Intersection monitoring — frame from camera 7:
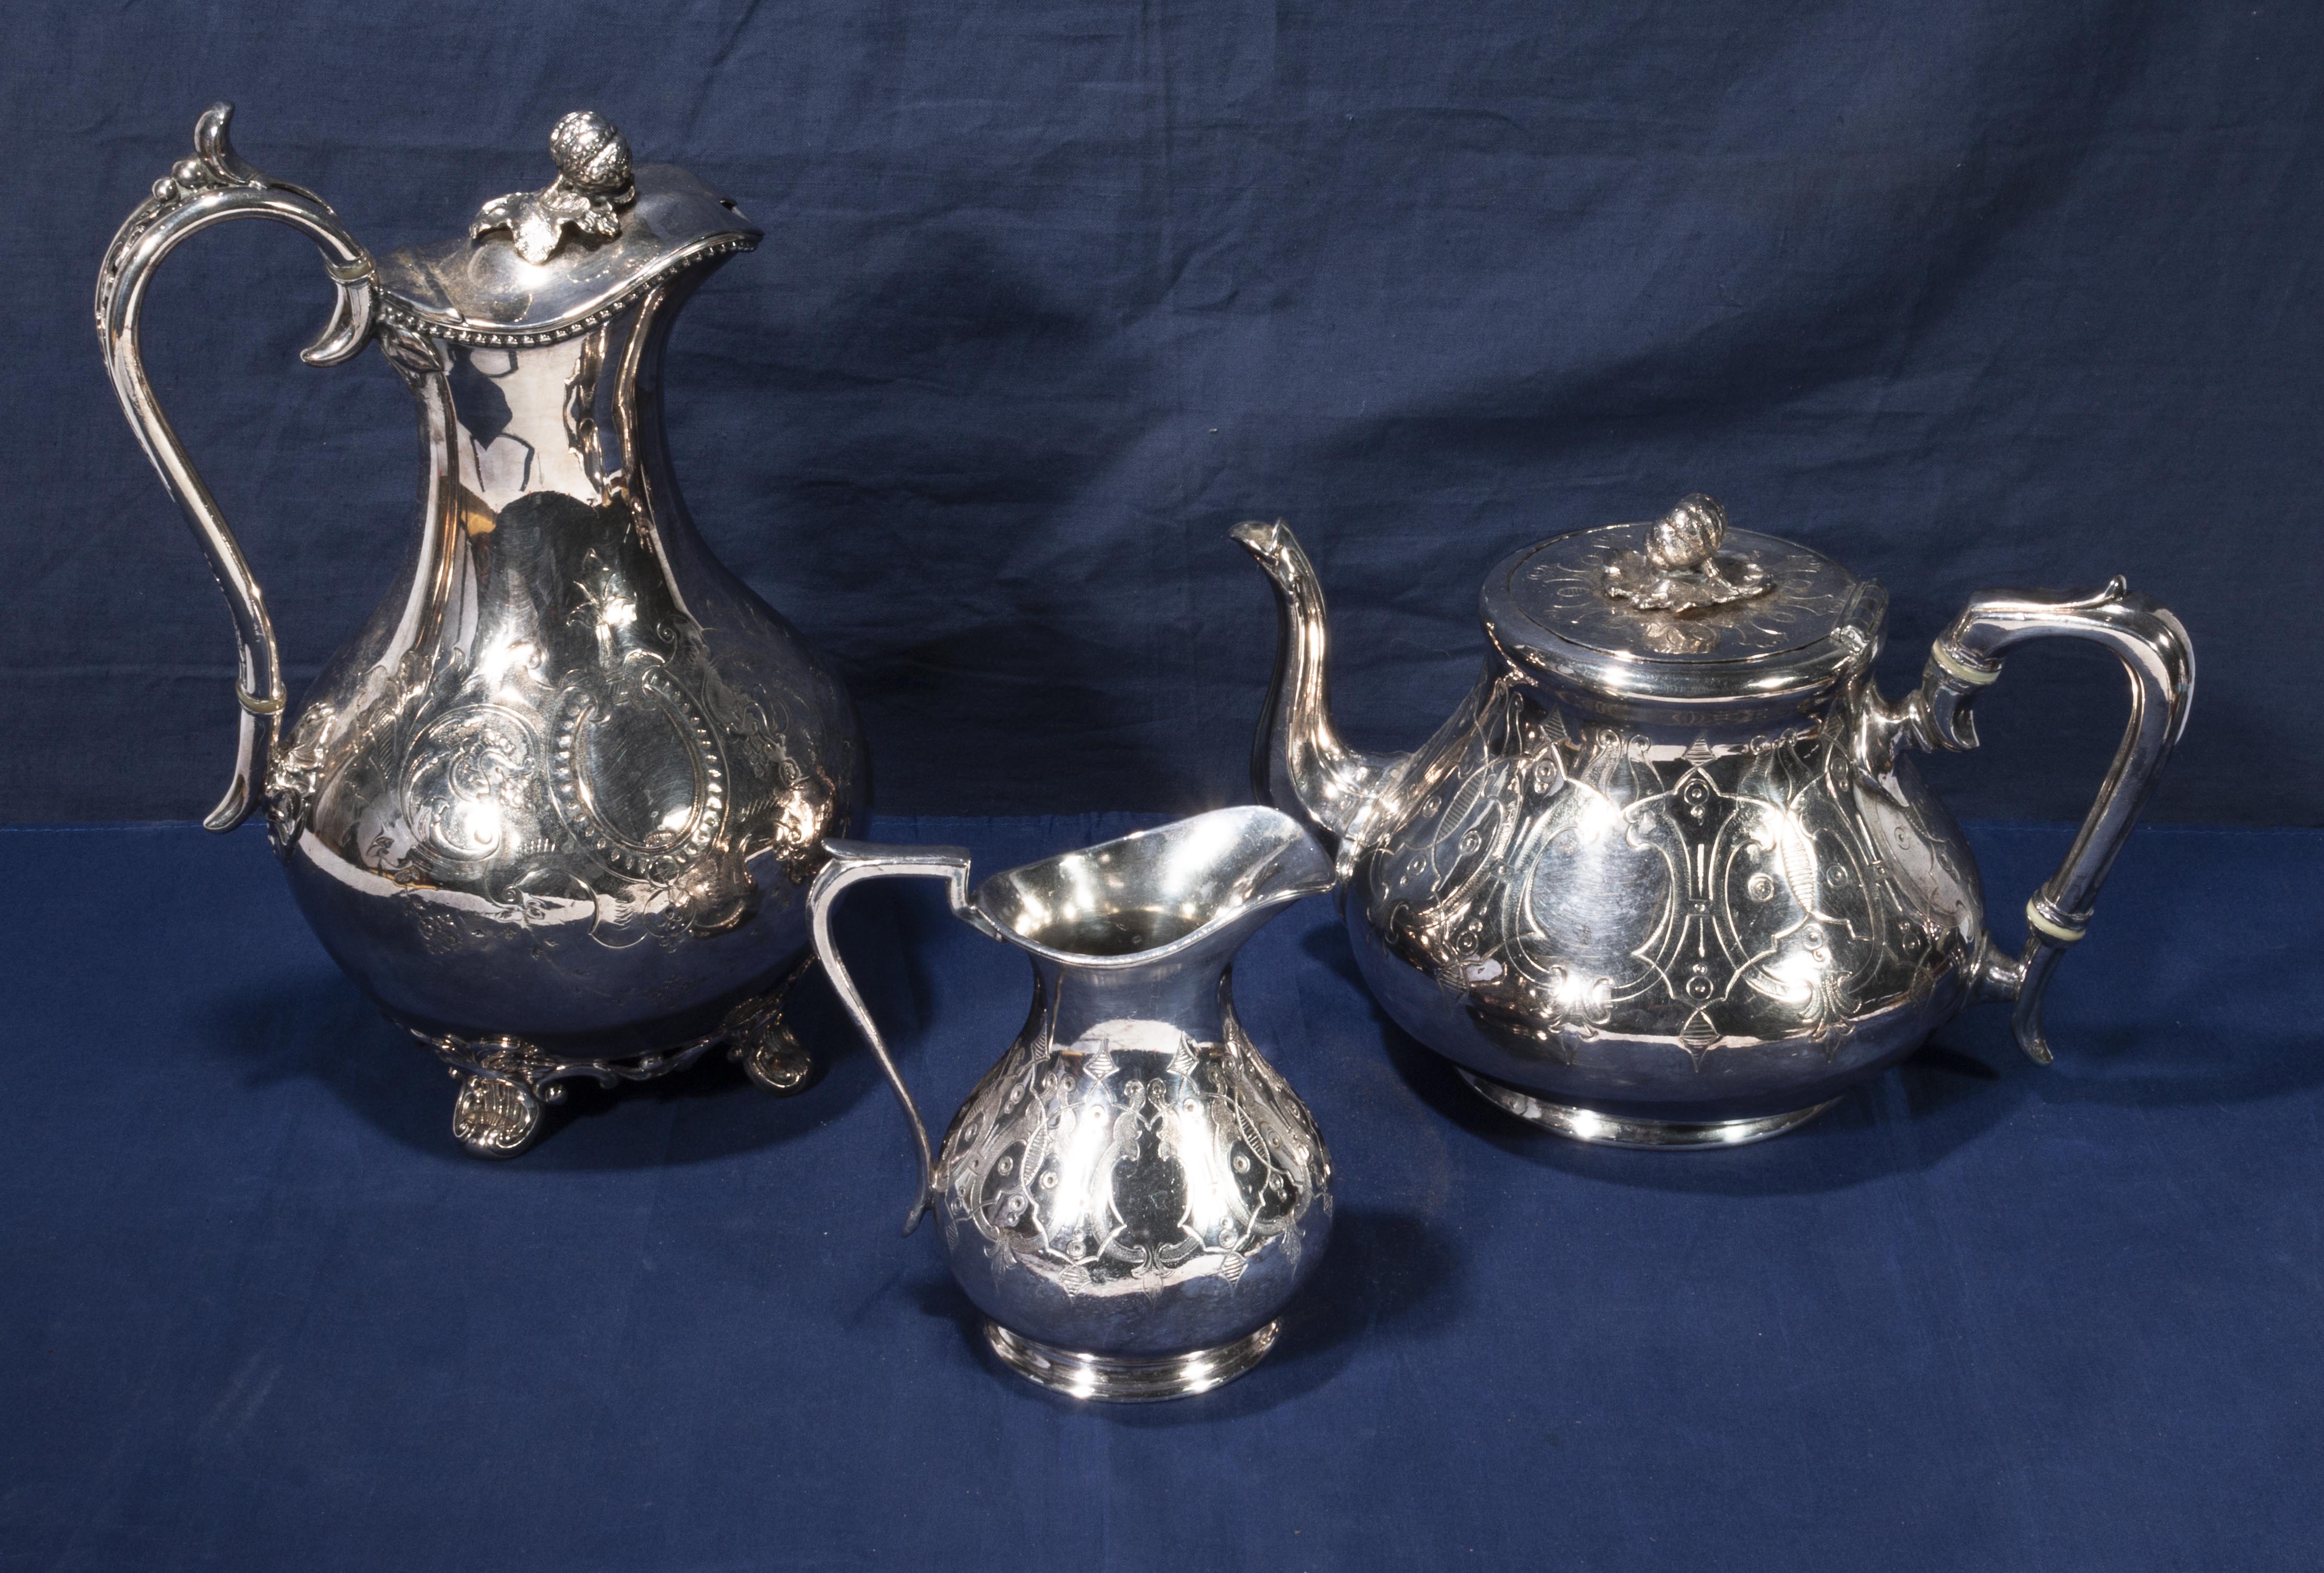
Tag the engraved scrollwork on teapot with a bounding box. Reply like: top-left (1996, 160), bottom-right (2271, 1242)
top-left (1234, 496), bottom-right (2192, 1149)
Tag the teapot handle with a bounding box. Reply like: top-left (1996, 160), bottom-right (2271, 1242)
top-left (95, 103), bottom-right (376, 831)
top-left (808, 840), bottom-right (1006, 1235)
top-left (1909, 579), bottom-right (2195, 1063)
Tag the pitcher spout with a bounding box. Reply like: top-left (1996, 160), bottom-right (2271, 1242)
top-left (1230, 519), bottom-right (1408, 845)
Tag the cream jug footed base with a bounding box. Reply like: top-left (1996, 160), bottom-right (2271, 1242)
top-left (983, 1320), bottom-right (1281, 1402)
top-left (1455, 1069), bottom-right (1841, 1150)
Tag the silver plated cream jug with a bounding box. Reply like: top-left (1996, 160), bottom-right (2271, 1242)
top-left (808, 808), bottom-right (1336, 1400)
top-left (1234, 496), bottom-right (2193, 1148)
top-left (97, 106), bottom-right (864, 1156)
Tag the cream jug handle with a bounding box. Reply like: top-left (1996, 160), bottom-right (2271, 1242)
top-left (808, 840), bottom-right (1005, 1235)
top-left (1910, 581), bottom-right (2195, 1064)
top-left (95, 103), bottom-right (376, 831)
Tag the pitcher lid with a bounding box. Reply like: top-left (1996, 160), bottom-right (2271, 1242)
top-left (370, 111), bottom-right (759, 347)
top-left (1479, 495), bottom-right (1887, 705)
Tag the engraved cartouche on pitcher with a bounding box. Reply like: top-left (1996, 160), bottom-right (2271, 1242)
top-left (97, 106), bottom-right (865, 1155)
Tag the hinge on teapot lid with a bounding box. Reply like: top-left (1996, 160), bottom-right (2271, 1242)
top-left (469, 111), bottom-right (637, 265)
top-left (1601, 494), bottom-right (1776, 615)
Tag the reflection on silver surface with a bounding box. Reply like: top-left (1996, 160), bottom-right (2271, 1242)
top-left (809, 808), bottom-right (1336, 1400)
top-left (984, 1319), bottom-right (1281, 1403)
top-left (1235, 500), bottom-right (2193, 1147)
top-left (98, 107), bottom-right (864, 1155)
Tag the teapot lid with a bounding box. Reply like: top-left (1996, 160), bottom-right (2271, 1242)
top-left (1480, 495), bottom-right (1887, 705)
top-left (370, 112), bottom-right (759, 347)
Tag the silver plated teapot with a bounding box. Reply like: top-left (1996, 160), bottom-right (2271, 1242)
top-left (808, 808), bottom-right (1336, 1400)
top-left (1234, 497), bottom-right (2193, 1148)
top-left (97, 106), bottom-right (864, 1155)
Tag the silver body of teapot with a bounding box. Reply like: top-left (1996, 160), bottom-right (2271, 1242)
top-left (809, 809), bottom-right (1336, 1400)
top-left (1235, 497), bottom-right (2192, 1148)
top-left (97, 107), bottom-right (863, 1155)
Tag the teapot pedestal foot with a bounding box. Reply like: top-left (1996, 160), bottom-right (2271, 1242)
top-left (728, 955), bottom-right (818, 1095)
top-left (983, 1320), bottom-right (1279, 1402)
top-left (1456, 1069), bottom-right (1838, 1149)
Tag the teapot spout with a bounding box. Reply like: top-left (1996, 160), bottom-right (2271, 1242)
top-left (1230, 519), bottom-right (1408, 844)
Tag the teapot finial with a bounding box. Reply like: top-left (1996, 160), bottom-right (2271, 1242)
top-left (1604, 493), bottom-right (1774, 615)
top-left (470, 110), bottom-right (637, 265)
top-left (1646, 493), bottom-right (1727, 570)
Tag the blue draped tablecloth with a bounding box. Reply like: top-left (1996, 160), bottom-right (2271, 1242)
top-left (2, 818), bottom-right (2315, 1570)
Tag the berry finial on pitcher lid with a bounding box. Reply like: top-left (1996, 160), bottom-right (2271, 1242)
top-left (369, 108), bottom-right (755, 344)
top-left (470, 110), bottom-right (638, 264)
top-left (548, 111), bottom-right (631, 195)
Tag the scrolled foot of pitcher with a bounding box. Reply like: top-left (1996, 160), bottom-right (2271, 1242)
top-left (735, 1017), bottom-right (814, 1094)
top-left (728, 955), bottom-right (818, 1096)
top-left (449, 1068), bottom-right (546, 1158)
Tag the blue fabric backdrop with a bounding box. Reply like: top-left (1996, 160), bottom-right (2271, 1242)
top-left (11, 10), bottom-right (2321, 1567)
top-left (7, 0), bottom-right (2322, 827)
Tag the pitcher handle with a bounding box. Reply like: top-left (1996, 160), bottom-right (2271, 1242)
top-left (95, 103), bottom-right (376, 831)
top-left (1910, 579), bottom-right (2195, 1064)
top-left (809, 840), bottom-right (1003, 1235)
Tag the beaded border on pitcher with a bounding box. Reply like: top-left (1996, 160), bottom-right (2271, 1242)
top-left (373, 235), bottom-right (756, 348)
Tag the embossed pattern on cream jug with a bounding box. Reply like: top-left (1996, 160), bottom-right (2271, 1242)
top-left (808, 808), bottom-right (1338, 1400)
top-left (97, 106), bottom-right (864, 1156)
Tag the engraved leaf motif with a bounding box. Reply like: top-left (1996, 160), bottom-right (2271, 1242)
top-left (1019, 1117), bottom-right (1051, 1189)
top-left (1233, 1104), bottom-right (1269, 1167)
top-left (1777, 817), bottom-right (1821, 910)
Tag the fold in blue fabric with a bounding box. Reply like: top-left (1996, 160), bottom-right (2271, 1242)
top-left (1, 819), bottom-right (2315, 1570)
top-left (6, 1), bottom-right (2320, 825)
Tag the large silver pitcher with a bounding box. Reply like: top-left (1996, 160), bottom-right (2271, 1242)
top-left (97, 106), bottom-right (865, 1156)
top-left (809, 808), bottom-right (1337, 1400)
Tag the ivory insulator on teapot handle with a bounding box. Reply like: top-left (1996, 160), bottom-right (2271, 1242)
top-left (1906, 580), bottom-right (2195, 1063)
top-left (95, 104), bottom-right (378, 831)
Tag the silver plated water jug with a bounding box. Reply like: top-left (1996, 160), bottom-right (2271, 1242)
top-left (1234, 496), bottom-right (2193, 1148)
top-left (809, 808), bottom-right (1336, 1400)
top-left (97, 106), bottom-right (865, 1156)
